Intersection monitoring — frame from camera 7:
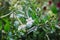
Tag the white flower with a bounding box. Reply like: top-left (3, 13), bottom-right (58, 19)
top-left (18, 24), bottom-right (26, 31)
top-left (2, 30), bottom-right (5, 33)
top-left (26, 22), bottom-right (33, 27)
top-left (10, 13), bottom-right (16, 18)
top-left (26, 17), bottom-right (34, 27)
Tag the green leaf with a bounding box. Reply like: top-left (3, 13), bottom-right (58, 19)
top-left (28, 9), bottom-right (39, 25)
top-left (0, 20), bottom-right (2, 30)
top-left (51, 5), bottom-right (58, 14)
top-left (4, 23), bottom-right (10, 32)
top-left (3, 18), bottom-right (10, 32)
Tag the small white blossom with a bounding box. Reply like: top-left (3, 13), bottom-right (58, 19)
top-left (42, 5), bottom-right (46, 9)
top-left (42, 2), bottom-right (48, 9)
top-left (18, 24), bottom-right (26, 31)
top-left (2, 30), bottom-right (5, 33)
top-left (26, 22), bottom-right (33, 27)
top-left (10, 13), bottom-right (16, 18)
top-left (26, 17), bottom-right (34, 27)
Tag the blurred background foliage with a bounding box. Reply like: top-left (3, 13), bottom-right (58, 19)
top-left (0, 0), bottom-right (60, 40)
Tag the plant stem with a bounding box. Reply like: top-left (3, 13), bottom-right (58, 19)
top-left (14, 12), bottom-right (23, 25)
top-left (0, 11), bottom-right (12, 18)
top-left (46, 34), bottom-right (50, 40)
top-left (26, 7), bottom-right (29, 18)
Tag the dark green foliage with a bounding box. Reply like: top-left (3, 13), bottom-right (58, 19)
top-left (0, 0), bottom-right (60, 40)
top-left (0, 0), bottom-right (10, 16)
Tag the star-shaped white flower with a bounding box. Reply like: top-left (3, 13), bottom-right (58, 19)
top-left (26, 17), bottom-right (34, 27)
